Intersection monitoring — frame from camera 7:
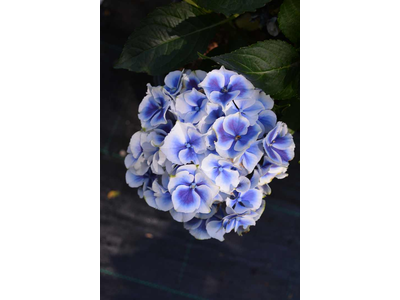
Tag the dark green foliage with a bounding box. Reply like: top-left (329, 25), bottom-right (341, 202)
top-left (205, 40), bottom-right (299, 99)
top-left (114, 2), bottom-right (225, 75)
top-left (278, 0), bottom-right (300, 45)
top-left (187, 0), bottom-right (272, 17)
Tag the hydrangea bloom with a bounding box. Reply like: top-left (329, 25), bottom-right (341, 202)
top-left (263, 121), bottom-right (295, 166)
top-left (213, 112), bottom-right (261, 158)
top-left (199, 66), bottom-right (255, 109)
top-left (139, 84), bottom-right (170, 130)
top-left (175, 89), bottom-right (208, 124)
top-left (124, 66), bottom-right (295, 241)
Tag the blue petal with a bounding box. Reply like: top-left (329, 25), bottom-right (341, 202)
top-left (164, 70), bottom-right (182, 90)
top-left (176, 93), bottom-right (194, 115)
top-left (155, 192), bottom-right (174, 212)
top-left (205, 129), bottom-right (217, 151)
top-left (200, 154), bottom-right (220, 179)
top-left (170, 209), bottom-right (196, 222)
top-left (183, 217), bottom-right (202, 230)
top-left (234, 123), bottom-right (261, 152)
top-left (239, 189), bottom-right (262, 210)
top-left (164, 71), bottom-right (183, 96)
top-left (252, 200), bottom-right (266, 221)
top-left (128, 131), bottom-right (143, 159)
top-left (187, 127), bottom-right (206, 153)
top-left (175, 165), bottom-right (197, 176)
top-left (149, 108), bottom-right (168, 127)
top-left (194, 185), bottom-right (214, 212)
top-left (264, 146), bottom-right (283, 165)
top-left (224, 219), bottom-right (236, 233)
top-left (206, 103), bottom-right (224, 121)
top-left (223, 112), bottom-right (249, 137)
top-left (273, 135), bottom-right (294, 150)
top-left (184, 88), bottom-right (206, 106)
top-left (124, 153), bottom-right (135, 169)
top-left (213, 117), bottom-right (234, 150)
top-left (168, 171), bottom-right (195, 192)
top-left (188, 220), bottom-right (211, 240)
top-left (274, 147), bottom-right (295, 163)
top-left (195, 204), bottom-right (217, 219)
top-left (265, 122), bottom-right (282, 144)
top-left (126, 169), bottom-right (144, 188)
top-left (216, 169), bottom-right (240, 193)
top-left (183, 70), bottom-right (207, 91)
top-left (209, 90), bottom-right (240, 108)
top-left (206, 220), bottom-right (225, 241)
top-left (236, 176), bottom-right (251, 193)
top-left (143, 189), bottom-right (158, 210)
top-left (227, 74), bottom-right (255, 99)
top-left (241, 101), bottom-right (264, 125)
top-left (178, 148), bottom-right (199, 164)
top-left (239, 142), bottom-right (263, 172)
top-left (219, 66), bottom-right (237, 86)
top-left (161, 122), bottom-right (188, 164)
top-left (257, 91), bottom-right (274, 110)
top-left (172, 185), bottom-right (201, 213)
top-left (234, 215), bottom-right (256, 232)
top-left (138, 95), bottom-right (159, 122)
top-left (258, 110), bottom-right (277, 135)
top-left (198, 70), bottom-right (224, 96)
top-left (201, 153), bottom-right (219, 170)
top-left (149, 85), bottom-right (168, 105)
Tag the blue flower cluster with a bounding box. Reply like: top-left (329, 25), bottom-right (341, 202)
top-left (125, 67), bottom-right (295, 241)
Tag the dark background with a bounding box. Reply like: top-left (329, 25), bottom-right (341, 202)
top-left (100, 1), bottom-right (300, 299)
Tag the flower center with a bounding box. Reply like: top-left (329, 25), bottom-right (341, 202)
top-left (218, 167), bottom-right (223, 172)
top-left (220, 86), bottom-right (228, 93)
top-left (269, 140), bottom-right (275, 147)
top-left (194, 106), bottom-right (200, 112)
top-left (185, 142), bottom-right (192, 148)
top-left (235, 135), bottom-right (241, 141)
top-left (190, 183), bottom-right (197, 189)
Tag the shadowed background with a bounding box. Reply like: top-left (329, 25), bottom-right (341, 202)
top-left (101, 1), bottom-right (300, 299)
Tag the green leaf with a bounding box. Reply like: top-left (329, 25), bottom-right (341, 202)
top-left (278, 0), bottom-right (300, 45)
top-left (114, 2), bottom-right (227, 75)
top-left (206, 40), bottom-right (299, 99)
top-left (188, 0), bottom-right (271, 17)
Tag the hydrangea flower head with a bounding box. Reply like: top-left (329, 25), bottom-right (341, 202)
top-left (124, 68), bottom-right (296, 241)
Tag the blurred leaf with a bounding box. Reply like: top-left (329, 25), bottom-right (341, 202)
top-left (189, 0), bottom-right (272, 17)
top-left (114, 2), bottom-right (226, 75)
top-left (278, 0), bottom-right (300, 45)
top-left (107, 190), bottom-right (120, 199)
top-left (206, 40), bottom-right (299, 99)
top-left (145, 233), bottom-right (154, 239)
